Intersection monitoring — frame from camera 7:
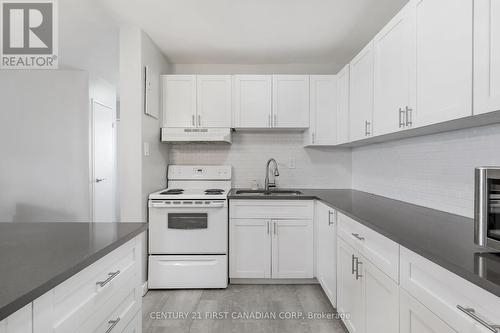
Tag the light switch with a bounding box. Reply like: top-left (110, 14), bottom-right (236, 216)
top-left (143, 142), bottom-right (150, 156)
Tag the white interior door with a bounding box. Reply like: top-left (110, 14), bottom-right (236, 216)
top-left (92, 100), bottom-right (116, 222)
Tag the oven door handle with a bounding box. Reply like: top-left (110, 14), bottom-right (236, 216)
top-left (149, 201), bottom-right (226, 208)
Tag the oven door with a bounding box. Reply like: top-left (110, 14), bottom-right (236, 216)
top-left (148, 200), bottom-right (228, 254)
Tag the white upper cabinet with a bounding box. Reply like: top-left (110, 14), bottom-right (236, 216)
top-left (232, 75), bottom-right (273, 128)
top-left (308, 75), bottom-right (338, 145)
top-left (373, 1), bottom-right (416, 136)
top-left (162, 75), bottom-right (197, 128)
top-left (272, 75), bottom-right (310, 128)
top-left (196, 75), bottom-right (232, 127)
top-left (350, 41), bottom-right (375, 142)
top-left (414, 0), bottom-right (473, 127)
top-left (337, 64), bottom-right (350, 145)
top-left (474, 0), bottom-right (500, 115)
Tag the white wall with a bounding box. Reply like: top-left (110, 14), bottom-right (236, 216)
top-left (172, 63), bottom-right (337, 75)
top-left (169, 132), bottom-right (351, 189)
top-left (352, 123), bottom-right (500, 218)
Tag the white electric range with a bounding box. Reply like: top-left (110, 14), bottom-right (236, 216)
top-left (148, 165), bottom-right (231, 289)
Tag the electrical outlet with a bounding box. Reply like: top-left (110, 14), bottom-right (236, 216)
top-left (288, 156), bottom-right (296, 169)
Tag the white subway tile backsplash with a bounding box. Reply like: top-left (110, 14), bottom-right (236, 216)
top-left (352, 123), bottom-right (500, 218)
top-left (169, 132), bottom-right (352, 189)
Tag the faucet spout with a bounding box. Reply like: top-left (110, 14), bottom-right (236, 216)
top-left (265, 158), bottom-right (280, 191)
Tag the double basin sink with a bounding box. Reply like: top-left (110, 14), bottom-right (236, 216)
top-left (234, 189), bottom-right (303, 196)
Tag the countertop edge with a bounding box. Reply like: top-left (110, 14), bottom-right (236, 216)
top-left (228, 189), bottom-right (500, 298)
top-left (0, 223), bottom-right (148, 322)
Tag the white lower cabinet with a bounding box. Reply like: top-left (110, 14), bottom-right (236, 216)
top-left (337, 237), bottom-right (364, 333)
top-left (122, 311), bottom-right (141, 333)
top-left (337, 236), bottom-right (399, 333)
top-left (272, 220), bottom-right (314, 278)
top-left (315, 201), bottom-right (337, 306)
top-left (400, 289), bottom-right (456, 333)
top-left (229, 219), bottom-right (271, 278)
top-left (0, 304), bottom-right (32, 333)
top-left (33, 235), bottom-right (143, 333)
top-left (229, 200), bottom-right (314, 280)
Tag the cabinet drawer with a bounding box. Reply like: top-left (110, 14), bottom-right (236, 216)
top-left (400, 247), bottom-right (500, 332)
top-left (338, 213), bottom-right (399, 281)
top-left (34, 236), bottom-right (141, 333)
top-left (79, 280), bottom-right (141, 333)
top-left (230, 200), bottom-right (314, 219)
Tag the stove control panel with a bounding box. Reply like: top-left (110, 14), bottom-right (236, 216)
top-left (168, 165), bottom-right (232, 180)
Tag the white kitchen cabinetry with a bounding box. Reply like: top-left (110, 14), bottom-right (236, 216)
top-left (363, 257), bottom-right (399, 333)
top-left (400, 289), bottom-right (457, 333)
top-left (336, 64), bottom-right (350, 145)
top-left (307, 76), bottom-right (338, 145)
top-left (162, 75), bottom-right (197, 128)
top-left (0, 304), bottom-right (32, 333)
top-left (232, 75), bottom-right (273, 128)
top-left (272, 219), bottom-right (313, 278)
top-left (474, 0), bottom-right (500, 115)
top-left (400, 247), bottom-right (500, 333)
top-left (349, 42), bottom-right (374, 141)
top-left (33, 236), bottom-right (142, 333)
top-left (229, 200), bottom-right (314, 280)
top-left (197, 75), bottom-right (232, 127)
top-left (373, 1), bottom-right (416, 135)
top-left (229, 219), bottom-right (271, 279)
top-left (315, 201), bottom-right (337, 306)
top-left (272, 75), bottom-right (310, 128)
top-left (337, 237), bottom-right (364, 333)
top-left (414, 0), bottom-right (473, 127)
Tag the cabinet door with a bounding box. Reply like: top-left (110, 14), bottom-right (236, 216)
top-left (350, 42), bottom-right (374, 142)
top-left (196, 75), bottom-right (232, 127)
top-left (272, 219), bottom-right (313, 278)
top-left (232, 75), bottom-right (272, 128)
top-left (309, 76), bottom-right (338, 145)
top-left (400, 290), bottom-right (457, 333)
top-left (0, 304), bottom-right (32, 333)
top-left (162, 75), bottom-right (197, 128)
top-left (337, 238), bottom-right (364, 333)
top-left (474, 0), bottom-right (500, 115)
top-left (337, 64), bottom-right (350, 144)
top-left (272, 75), bottom-right (310, 128)
top-left (363, 259), bottom-right (399, 333)
top-left (415, 0), bottom-right (473, 127)
top-left (229, 219), bottom-right (271, 278)
top-left (373, 2), bottom-right (416, 135)
top-left (316, 202), bottom-right (337, 306)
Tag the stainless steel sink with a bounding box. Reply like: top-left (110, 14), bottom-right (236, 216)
top-left (235, 190), bottom-right (303, 196)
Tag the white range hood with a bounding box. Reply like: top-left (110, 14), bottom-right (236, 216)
top-left (161, 128), bottom-right (232, 143)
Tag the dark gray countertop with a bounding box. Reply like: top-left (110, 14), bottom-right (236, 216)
top-left (0, 222), bottom-right (148, 321)
top-left (228, 189), bottom-right (500, 298)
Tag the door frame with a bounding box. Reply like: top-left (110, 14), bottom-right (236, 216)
top-left (90, 99), bottom-right (116, 222)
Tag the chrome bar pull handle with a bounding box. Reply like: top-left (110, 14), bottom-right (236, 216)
top-left (457, 305), bottom-right (500, 332)
top-left (274, 114), bottom-right (277, 127)
top-left (268, 114), bottom-right (271, 128)
top-left (192, 115), bottom-right (195, 127)
top-left (105, 317), bottom-right (120, 333)
top-left (96, 270), bottom-right (120, 287)
top-left (399, 108), bottom-right (406, 128)
top-left (351, 255), bottom-right (357, 275)
top-left (365, 120), bottom-right (371, 136)
top-left (405, 106), bottom-right (413, 127)
top-left (267, 221), bottom-right (270, 235)
top-left (273, 221), bottom-right (277, 235)
top-left (328, 211), bottom-right (335, 226)
top-left (198, 114), bottom-right (201, 127)
top-left (352, 233), bottom-right (365, 241)
top-left (355, 259), bottom-right (363, 280)
top-left (312, 132), bottom-right (315, 144)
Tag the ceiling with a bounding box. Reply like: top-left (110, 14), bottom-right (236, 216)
top-left (101, 0), bottom-right (408, 71)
